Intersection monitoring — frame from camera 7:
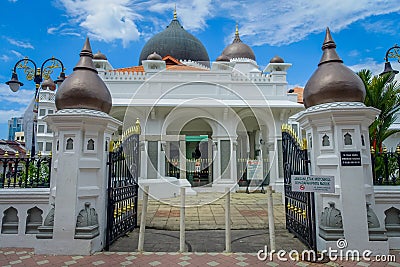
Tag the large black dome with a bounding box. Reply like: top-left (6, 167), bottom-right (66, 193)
top-left (139, 17), bottom-right (210, 65)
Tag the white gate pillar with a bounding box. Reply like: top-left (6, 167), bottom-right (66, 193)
top-left (34, 37), bottom-right (121, 255)
top-left (297, 28), bottom-right (389, 255)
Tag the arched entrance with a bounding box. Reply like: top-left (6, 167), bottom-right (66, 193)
top-left (165, 118), bottom-right (214, 187)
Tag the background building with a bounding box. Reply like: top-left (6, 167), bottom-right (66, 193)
top-left (23, 89), bottom-right (56, 155)
top-left (7, 117), bottom-right (23, 141)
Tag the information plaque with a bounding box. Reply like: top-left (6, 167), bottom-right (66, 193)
top-left (340, 151), bottom-right (361, 166)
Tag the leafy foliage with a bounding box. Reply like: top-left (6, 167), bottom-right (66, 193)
top-left (357, 69), bottom-right (400, 152)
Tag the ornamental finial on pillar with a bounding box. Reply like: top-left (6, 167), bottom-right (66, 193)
top-left (55, 37), bottom-right (112, 113)
top-left (303, 27), bottom-right (365, 108)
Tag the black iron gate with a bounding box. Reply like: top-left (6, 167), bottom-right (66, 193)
top-left (105, 124), bottom-right (140, 250)
top-left (282, 125), bottom-right (316, 251)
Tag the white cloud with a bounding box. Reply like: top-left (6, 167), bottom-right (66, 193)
top-left (215, 0), bottom-right (400, 46)
top-left (8, 0), bottom-right (17, 2)
top-left (149, 0), bottom-right (212, 32)
top-left (6, 38), bottom-right (34, 49)
top-left (55, 0), bottom-right (400, 47)
top-left (47, 23), bottom-right (81, 37)
top-left (58, 0), bottom-right (140, 47)
top-left (0, 84), bottom-right (33, 105)
top-left (10, 50), bottom-right (23, 58)
top-left (0, 108), bottom-right (26, 125)
top-left (0, 54), bottom-right (10, 62)
top-left (0, 84), bottom-right (32, 125)
top-left (349, 59), bottom-right (400, 83)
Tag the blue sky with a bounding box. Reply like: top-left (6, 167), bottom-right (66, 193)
top-left (1, 0), bottom-right (400, 139)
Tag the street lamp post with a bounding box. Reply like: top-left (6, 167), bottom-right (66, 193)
top-left (6, 57), bottom-right (65, 157)
top-left (380, 44), bottom-right (400, 82)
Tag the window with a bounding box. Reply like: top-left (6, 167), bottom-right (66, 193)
top-left (39, 109), bottom-right (46, 116)
top-left (38, 142), bottom-right (44, 152)
top-left (46, 127), bottom-right (52, 133)
top-left (48, 110), bottom-right (54, 115)
top-left (45, 142), bottom-right (52, 152)
top-left (87, 139), bottom-right (95, 150)
top-left (66, 138), bottom-right (73, 150)
top-left (38, 125), bottom-right (45, 133)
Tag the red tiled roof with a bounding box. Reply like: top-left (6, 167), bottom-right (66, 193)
top-left (112, 55), bottom-right (207, 73)
top-left (288, 87), bottom-right (304, 104)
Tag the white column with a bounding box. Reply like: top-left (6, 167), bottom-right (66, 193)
top-left (35, 109), bottom-right (121, 255)
top-left (297, 102), bottom-right (388, 255)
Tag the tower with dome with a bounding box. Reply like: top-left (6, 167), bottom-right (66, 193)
top-left (92, 11), bottom-right (303, 196)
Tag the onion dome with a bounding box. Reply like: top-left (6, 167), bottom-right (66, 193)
top-left (138, 9), bottom-right (209, 65)
top-left (93, 50), bottom-right (107, 60)
top-left (216, 54), bottom-right (230, 62)
top-left (303, 28), bottom-right (365, 108)
top-left (41, 77), bottom-right (56, 91)
top-left (222, 24), bottom-right (255, 61)
top-left (270, 55), bottom-right (284, 63)
top-left (147, 52), bottom-right (162, 60)
top-left (55, 37), bottom-right (112, 114)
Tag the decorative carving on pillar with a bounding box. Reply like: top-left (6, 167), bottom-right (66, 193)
top-left (366, 202), bottom-right (388, 241)
top-left (319, 202), bottom-right (344, 240)
top-left (384, 207), bottom-right (400, 237)
top-left (36, 203), bottom-right (55, 239)
top-left (74, 202), bottom-right (99, 239)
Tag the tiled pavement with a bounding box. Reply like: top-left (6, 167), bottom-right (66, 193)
top-left (141, 190), bottom-right (286, 230)
top-left (1, 191), bottom-right (400, 266)
top-left (1, 248), bottom-right (400, 266)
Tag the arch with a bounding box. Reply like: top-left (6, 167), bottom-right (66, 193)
top-left (1, 207), bottom-right (18, 234)
top-left (162, 107), bottom-right (219, 136)
top-left (384, 207), bottom-right (400, 237)
top-left (87, 139), bottom-right (95, 150)
top-left (66, 138), bottom-right (74, 150)
top-left (26, 207), bottom-right (43, 234)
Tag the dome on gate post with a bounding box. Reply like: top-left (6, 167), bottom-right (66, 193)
top-left (303, 28), bottom-right (365, 108)
top-left (55, 37), bottom-right (112, 113)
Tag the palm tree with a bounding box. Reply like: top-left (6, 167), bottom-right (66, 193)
top-left (357, 69), bottom-right (400, 152)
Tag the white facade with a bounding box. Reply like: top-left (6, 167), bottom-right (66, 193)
top-left (23, 90), bottom-right (56, 155)
top-left (95, 56), bottom-right (304, 194)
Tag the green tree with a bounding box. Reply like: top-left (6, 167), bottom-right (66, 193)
top-left (357, 69), bottom-right (400, 152)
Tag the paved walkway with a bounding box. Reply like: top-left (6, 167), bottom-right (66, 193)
top-left (141, 190), bottom-right (286, 230)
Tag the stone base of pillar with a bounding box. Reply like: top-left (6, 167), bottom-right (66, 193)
top-left (35, 237), bottom-right (102, 255)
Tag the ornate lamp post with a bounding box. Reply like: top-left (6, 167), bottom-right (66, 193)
top-left (380, 44), bottom-right (400, 82)
top-left (6, 57), bottom-right (65, 157)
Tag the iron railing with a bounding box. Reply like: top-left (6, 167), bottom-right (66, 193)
top-left (371, 146), bottom-right (400, 185)
top-left (0, 153), bottom-right (51, 188)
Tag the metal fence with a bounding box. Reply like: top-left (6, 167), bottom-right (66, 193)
top-left (371, 147), bottom-right (400, 185)
top-left (0, 153), bottom-right (51, 188)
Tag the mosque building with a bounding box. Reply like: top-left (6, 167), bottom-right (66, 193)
top-left (92, 11), bottom-right (304, 194)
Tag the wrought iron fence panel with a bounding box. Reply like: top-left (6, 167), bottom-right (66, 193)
top-left (371, 150), bottom-right (400, 185)
top-left (105, 133), bottom-right (139, 250)
top-left (282, 127), bottom-right (316, 251)
top-left (0, 155), bottom-right (51, 188)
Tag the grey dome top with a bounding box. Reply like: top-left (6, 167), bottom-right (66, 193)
top-left (147, 52), bottom-right (162, 60)
top-left (303, 28), bottom-right (365, 108)
top-left (138, 12), bottom-right (209, 65)
top-left (222, 25), bottom-right (255, 61)
top-left (93, 50), bottom-right (107, 60)
top-left (270, 55), bottom-right (284, 63)
top-left (55, 38), bottom-right (112, 114)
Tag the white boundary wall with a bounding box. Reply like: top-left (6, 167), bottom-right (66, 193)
top-left (0, 189), bottom-right (50, 248)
